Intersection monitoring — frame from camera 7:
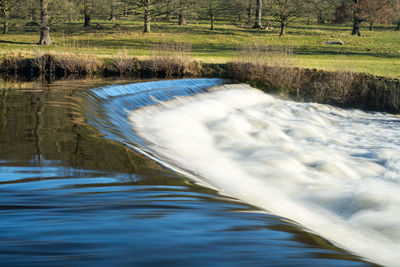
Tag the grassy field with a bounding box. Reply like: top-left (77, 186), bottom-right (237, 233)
top-left (0, 18), bottom-right (399, 78)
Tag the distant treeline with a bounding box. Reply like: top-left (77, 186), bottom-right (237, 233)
top-left (0, 0), bottom-right (399, 40)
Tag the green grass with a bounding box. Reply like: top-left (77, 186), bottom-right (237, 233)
top-left (0, 17), bottom-right (399, 78)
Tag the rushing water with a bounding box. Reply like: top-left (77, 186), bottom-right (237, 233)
top-left (128, 82), bottom-right (400, 267)
top-left (0, 78), bottom-right (380, 266)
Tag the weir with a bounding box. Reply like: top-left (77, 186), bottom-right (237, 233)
top-left (84, 78), bottom-right (225, 152)
top-left (86, 79), bottom-right (400, 267)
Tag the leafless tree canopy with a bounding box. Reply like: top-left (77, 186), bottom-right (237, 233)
top-left (0, 0), bottom-right (398, 39)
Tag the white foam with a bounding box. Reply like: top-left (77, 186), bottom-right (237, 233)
top-left (129, 84), bottom-right (400, 266)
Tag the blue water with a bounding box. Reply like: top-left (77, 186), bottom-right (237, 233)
top-left (0, 78), bottom-right (374, 266)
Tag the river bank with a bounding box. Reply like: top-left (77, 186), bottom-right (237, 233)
top-left (1, 53), bottom-right (399, 113)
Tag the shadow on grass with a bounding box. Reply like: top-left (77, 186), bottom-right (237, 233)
top-left (150, 22), bottom-right (274, 37)
top-left (0, 40), bottom-right (36, 45)
top-left (294, 49), bottom-right (400, 59)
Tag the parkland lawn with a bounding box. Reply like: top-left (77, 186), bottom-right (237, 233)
top-left (0, 18), bottom-right (399, 78)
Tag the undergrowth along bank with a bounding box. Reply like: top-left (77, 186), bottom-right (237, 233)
top-left (1, 53), bottom-right (399, 114)
top-left (227, 62), bottom-right (400, 113)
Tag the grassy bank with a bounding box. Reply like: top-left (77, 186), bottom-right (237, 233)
top-left (0, 18), bottom-right (399, 78)
top-left (1, 17), bottom-right (399, 113)
top-left (1, 53), bottom-right (399, 114)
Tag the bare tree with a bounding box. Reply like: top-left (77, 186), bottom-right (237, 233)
top-left (84, 0), bottom-right (92, 27)
top-left (0, 0), bottom-right (10, 33)
top-left (0, 0), bottom-right (9, 33)
top-left (46, 0), bottom-right (80, 23)
top-left (105, 0), bottom-right (123, 21)
top-left (201, 0), bottom-right (224, 30)
top-left (129, 0), bottom-right (161, 32)
top-left (246, 0), bottom-right (253, 25)
top-left (395, 0), bottom-right (400, 30)
top-left (352, 0), bottom-right (364, 35)
top-left (17, 0), bottom-right (40, 23)
top-left (362, 0), bottom-right (391, 31)
top-left (38, 0), bottom-right (52, 45)
top-left (228, 0), bottom-right (249, 24)
top-left (162, 0), bottom-right (175, 21)
top-left (109, 0), bottom-right (117, 21)
top-left (266, 0), bottom-right (303, 36)
top-left (252, 0), bottom-right (262, 28)
top-left (65, 0), bottom-right (80, 22)
top-left (140, 0), bottom-right (151, 32)
top-left (347, 0), bottom-right (392, 35)
top-left (303, 0), bottom-right (335, 24)
top-left (0, 0), bottom-right (19, 33)
top-left (178, 0), bottom-right (187, 25)
top-left (316, 0), bottom-right (336, 24)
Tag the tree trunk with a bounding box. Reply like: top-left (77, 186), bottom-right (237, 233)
top-left (279, 22), bottom-right (285, 37)
top-left (165, 0), bottom-right (171, 21)
top-left (210, 13), bottom-right (214, 30)
top-left (178, 0), bottom-right (187, 25)
top-left (2, 9), bottom-right (8, 34)
top-left (84, 14), bottom-right (91, 27)
top-left (3, 18), bottom-right (8, 34)
top-left (397, 22), bottom-right (400, 31)
top-left (252, 0), bottom-right (262, 28)
top-left (351, 17), bottom-right (362, 36)
top-left (351, 0), bottom-right (362, 36)
top-left (307, 14), bottom-right (311, 25)
top-left (144, 6), bottom-right (151, 33)
top-left (38, 0), bottom-right (52, 45)
top-left (1, 0), bottom-right (9, 34)
top-left (84, 0), bottom-right (92, 27)
top-left (178, 10), bottom-right (186, 25)
top-left (123, 4), bottom-right (127, 16)
top-left (109, 0), bottom-right (116, 21)
top-left (317, 12), bottom-right (325, 24)
top-left (369, 21), bottom-right (373, 31)
top-left (246, 0), bottom-right (252, 25)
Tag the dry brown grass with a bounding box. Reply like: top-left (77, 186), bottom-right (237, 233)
top-left (235, 43), bottom-right (294, 68)
top-left (232, 43), bottom-right (301, 96)
top-left (142, 41), bottom-right (202, 77)
top-left (51, 54), bottom-right (101, 76)
top-left (0, 53), bottom-right (101, 77)
top-left (103, 50), bottom-right (140, 76)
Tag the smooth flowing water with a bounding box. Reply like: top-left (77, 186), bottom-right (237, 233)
top-left (0, 78), bottom-right (381, 266)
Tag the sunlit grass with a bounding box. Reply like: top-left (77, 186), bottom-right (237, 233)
top-left (0, 17), bottom-right (399, 77)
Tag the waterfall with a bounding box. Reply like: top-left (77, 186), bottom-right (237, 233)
top-left (87, 79), bottom-right (400, 267)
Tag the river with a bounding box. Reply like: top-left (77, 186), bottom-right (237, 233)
top-left (0, 78), bottom-right (381, 266)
